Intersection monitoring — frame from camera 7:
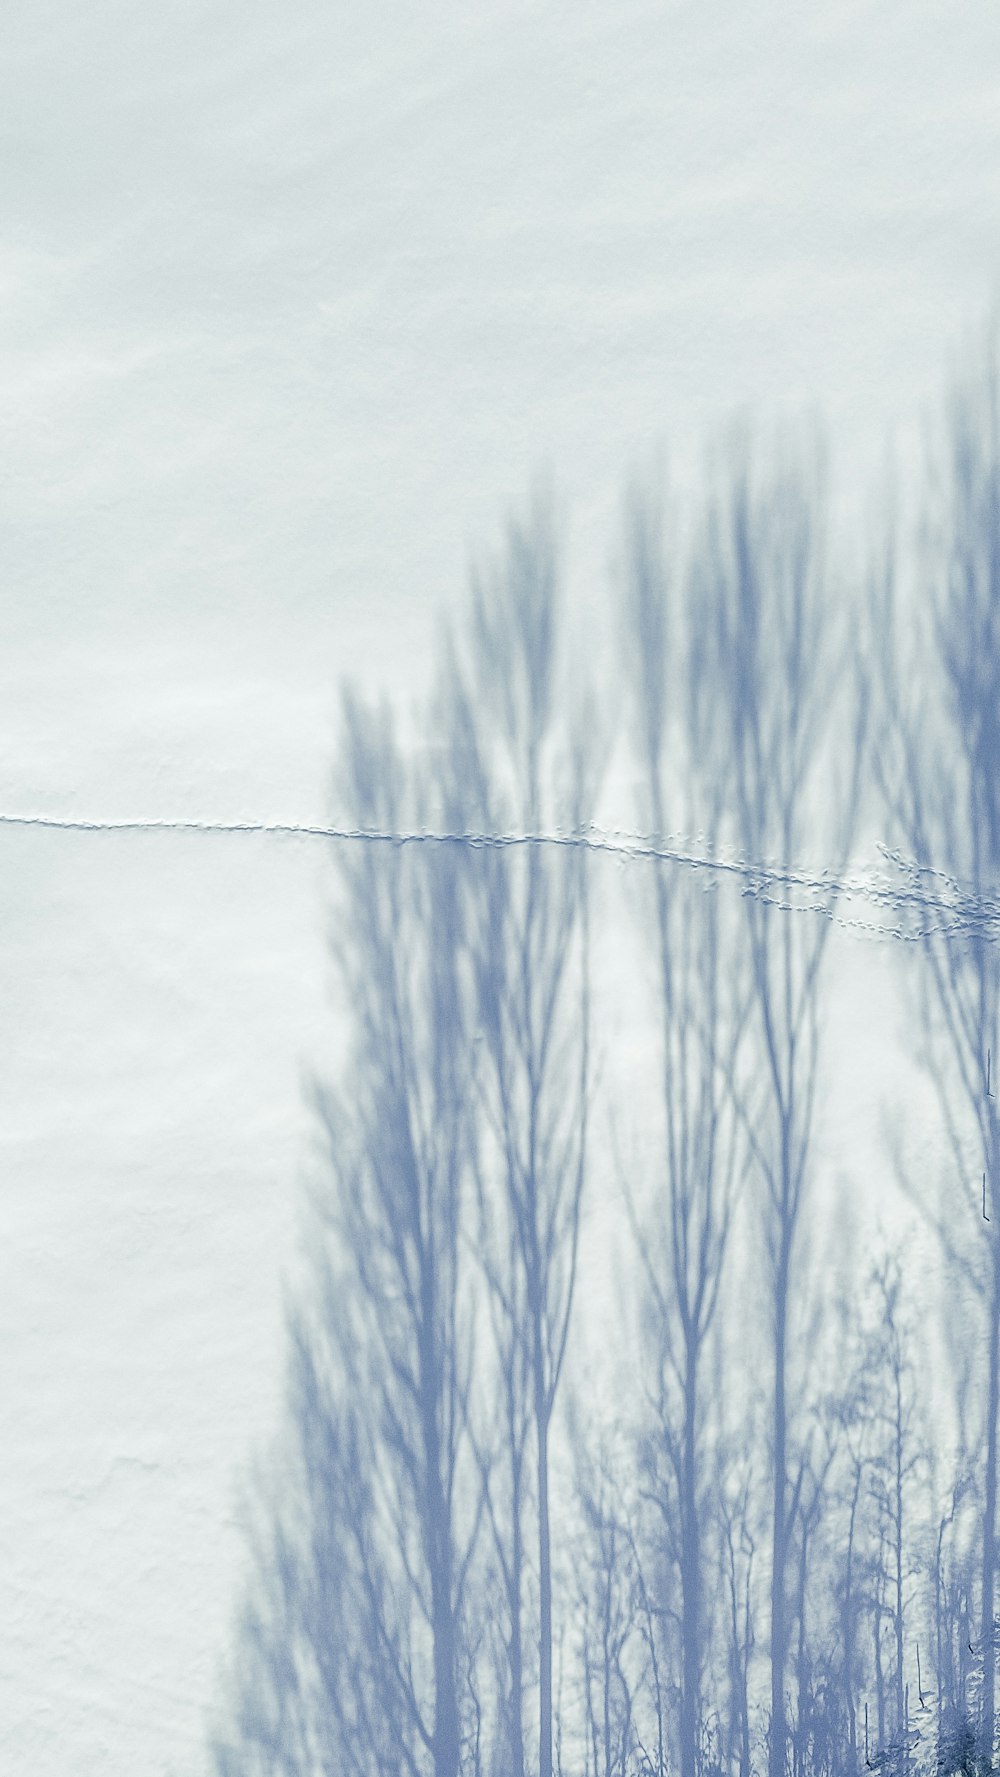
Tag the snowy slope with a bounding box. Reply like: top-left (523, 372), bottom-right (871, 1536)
top-left (2, 2), bottom-right (999, 1769)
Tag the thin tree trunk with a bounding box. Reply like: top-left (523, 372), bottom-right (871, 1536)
top-left (982, 1259), bottom-right (999, 1771)
top-left (795, 1522), bottom-right (808, 1777)
top-left (895, 1364), bottom-right (905, 1754)
top-left (536, 1319), bottom-right (553, 1777)
top-left (770, 1238), bottom-right (790, 1777)
top-left (431, 1555), bottom-right (460, 1777)
top-left (936, 1520), bottom-right (946, 1747)
top-left (844, 1465), bottom-right (861, 1764)
top-left (510, 1466), bottom-right (526, 1777)
top-left (422, 1321), bottom-right (460, 1777)
top-left (875, 1589), bottom-right (887, 1751)
top-left (681, 1340), bottom-right (700, 1777)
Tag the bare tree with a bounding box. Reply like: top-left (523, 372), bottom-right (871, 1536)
top-left (216, 692), bottom-right (482, 1777)
top-left (445, 496), bottom-right (596, 1777)
top-left (697, 436), bottom-right (867, 1777)
top-left (622, 484), bottom-right (747, 1777)
top-left (877, 343), bottom-right (1000, 1772)
top-left (471, 1179), bottom-right (533, 1777)
top-left (829, 1322), bottom-right (876, 1773)
top-left (866, 1260), bottom-right (925, 1772)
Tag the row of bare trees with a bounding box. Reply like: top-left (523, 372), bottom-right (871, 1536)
top-left (214, 348), bottom-right (1000, 1777)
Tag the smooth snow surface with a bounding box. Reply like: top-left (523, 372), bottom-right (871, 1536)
top-left (2, 2), bottom-right (999, 1769)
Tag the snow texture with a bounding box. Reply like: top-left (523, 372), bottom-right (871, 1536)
top-left (2, 2), bottom-right (999, 1770)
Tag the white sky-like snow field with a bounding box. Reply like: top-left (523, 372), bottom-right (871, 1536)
top-left (3, 3), bottom-right (1000, 1769)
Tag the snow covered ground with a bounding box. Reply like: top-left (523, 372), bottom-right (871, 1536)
top-left (2, 2), bottom-right (999, 1768)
